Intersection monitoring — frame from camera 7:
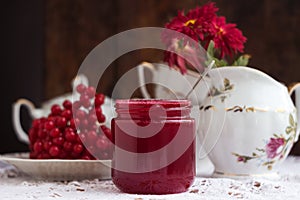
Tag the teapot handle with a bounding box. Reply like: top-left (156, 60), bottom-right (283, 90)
top-left (288, 82), bottom-right (300, 142)
top-left (12, 99), bottom-right (36, 144)
top-left (137, 62), bottom-right (156, 99)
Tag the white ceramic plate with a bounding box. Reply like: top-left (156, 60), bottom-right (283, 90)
top-left (0, 152), bottom-right (111, 181)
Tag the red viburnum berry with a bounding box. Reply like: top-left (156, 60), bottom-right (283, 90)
top-left (28, 84), bottom-right (111, 160)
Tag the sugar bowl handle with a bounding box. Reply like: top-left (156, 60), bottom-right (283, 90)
top-left (137, 62), bottom-right (156, 99)
top-left (12, 99), bottom-right (36, 144)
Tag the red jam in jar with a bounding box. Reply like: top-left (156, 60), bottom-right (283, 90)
top-left (111, 99), bottom-right (195, 194)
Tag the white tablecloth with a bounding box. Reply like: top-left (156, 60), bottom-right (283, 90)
top-left (1, 157), bottom-right (300, 200)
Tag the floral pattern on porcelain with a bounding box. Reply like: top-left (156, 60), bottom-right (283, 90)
top-left (209, 78), bottom-right (234, 102)
top-left (200, 105), bottom-right (289, 112)
top-left (232, 114), bottom-right (297, 170)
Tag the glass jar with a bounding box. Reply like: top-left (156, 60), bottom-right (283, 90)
top-left (111, 99), bottom-right (195, 194)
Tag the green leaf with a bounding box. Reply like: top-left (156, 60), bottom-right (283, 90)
top-left (214, 58), bottom-right (228, 67)
top-left (223, 78), bottom-right (234, 91)
top-left (178, 39), bottom-right (185, 49)
top-left (263, 160), bottom-right (275, 166)
top-left (283, 148), bottom-right (288, 157)
top-left (232, 54), bottom-right (251, 66)
top-left (256, 148), bottom-right (265, 152)
top-left (220, 96), bottom-right (227, 102)
top-left (289, 114), bottom-right (295, 127)
top-left (224, 78), bottom-right (230, 87)
top-left (268, 165), bottom-right (273, 170)
top-left (286, 126), bottom-right (293, 134)
top-left (207, 40), bottom-right (215, 56)
top-left (206, 40), bottom-right (228, 68)
top-left (206, 56), bottom-right (228, 68)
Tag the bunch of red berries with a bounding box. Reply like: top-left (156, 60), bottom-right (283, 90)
top-left (29, 84), bottom-right (113, 160)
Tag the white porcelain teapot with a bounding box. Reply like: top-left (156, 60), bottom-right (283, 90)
top-left (198, 66), bottom-right (300, 177)
top-left (138, 63), bottom-right (300, 177)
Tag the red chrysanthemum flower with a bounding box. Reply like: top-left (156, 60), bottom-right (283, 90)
top-left (164, 40), bottom-right (204, 74)
top-left (162, 2), bottom-right (248, 74)
top-left (162, 3), bottom-right (218, 74)
top-left (164, 51), bottom-right (187, 74)
top-left (185, 3), bottom-right (219, 40)
top-left (163, 2), bottom-right (218, 45)
top-left (209, 16), bottom-right (247, 58)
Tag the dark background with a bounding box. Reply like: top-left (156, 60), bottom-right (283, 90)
top-left (1, 0), bottom-right (300, 154)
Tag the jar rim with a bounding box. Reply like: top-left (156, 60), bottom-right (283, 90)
top-left (115, 99), bottom-right (191, 106)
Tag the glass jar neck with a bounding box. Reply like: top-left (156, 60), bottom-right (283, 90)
top-left (115, 99), bottom-right (192, 120)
